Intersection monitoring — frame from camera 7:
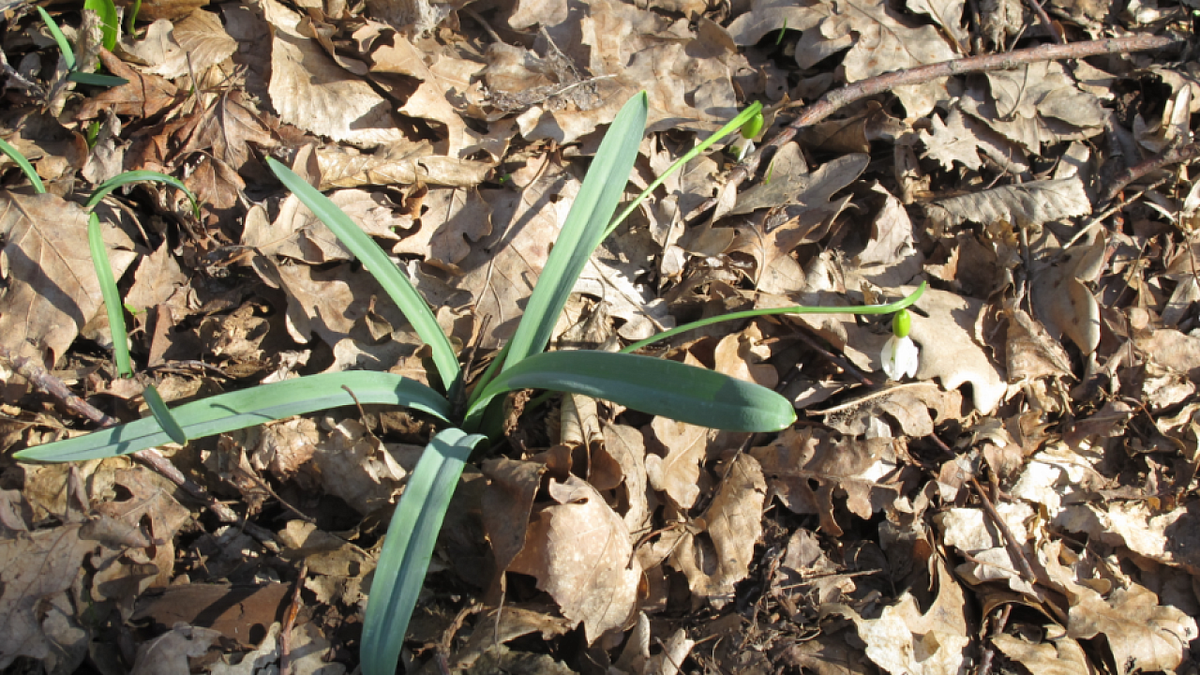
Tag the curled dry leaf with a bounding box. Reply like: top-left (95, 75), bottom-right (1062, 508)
top-left (926, 177), bottom-right (1091, 231)
top-left (507, 475), bottom-right (641, 643)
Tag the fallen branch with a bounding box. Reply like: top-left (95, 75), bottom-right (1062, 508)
top-left (704, 33), bottom-right (1182, 215)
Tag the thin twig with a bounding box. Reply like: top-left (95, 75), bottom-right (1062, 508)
top-left (1021, 0), bottom-right (1066, 44)
top-left (1, 344), bottom-right (274, 543)
top-left (969, 476), bottom-right (1038, 585)
top-left (977, 604), bottom-right (1012, 675)
top-left (1097, 141), bottom-right (1200, 207)
top-left (700, 34), bottom-right (1181, 216)
top-left (278, 559), bottom-right (308, 675)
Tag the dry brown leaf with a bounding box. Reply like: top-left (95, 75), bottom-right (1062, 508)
top-left (644, 418), bottom-right (713, 510)
top-left (927, 177), bottom-right (1091, 230)
top-left (77, 51), bottom-right (187, 121)
top-left (819, 382), bottom-right (963, 438)
top-left (1031, 235), bottom-right (1105, 355)
top-left (315, 144), bottom-right (494, 190)
top-left (119, 12), bottom-right (237, 80)
top-left (508, 475), bottom-right (640, 643)
top-left (1066, 583), bottom-right (1197, 674)
top-left (1055, 501), bottom-right (1200, 575)
top-left (129, 625), bottom-right (222, 675)
top-left (311, 419), bottom-right (414, 515)
top-left (1004, 302), bottom-right (1075, 380)
top-left (668, 454), bottom-right (766, 606)
top-left (482, 458), bottom-right (546, 581)
top-left (752, 428), bottom-right (902, 536)
top-left (906, 0), bottom-right (968, 50)
top-left (263, 0), bottom-right (407, 146)
top-left (851, 183), bottom-right (924, 288)
top-left (712, 328), bottom-right (778, 388)
top-left (392, 187), bottom-right (492, 269)
top-left (990, 633), bottom-right (1092, 675)
top-left (600, 423), bottom-right (652, 533)
top-left (0, 192), bottom-right (138, 370)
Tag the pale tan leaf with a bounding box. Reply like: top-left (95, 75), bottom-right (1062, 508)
top-left (392, 187), bottom-right (492, 268)
top-left (1066, 584), bottom-right (1197, 674)
top-left (315, 144), bottom-right (493, 190)
top-left (508, 476), bottom-right (640, 643)
top-left (990, 634), bottom-right (1092, 675)
top-left (927, 177), bottom-right (1091, 230)
top-left (644, 418), bottom-right (712, 510)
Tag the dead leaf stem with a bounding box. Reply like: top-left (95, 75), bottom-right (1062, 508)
top-left (707, 34), bottom-right (1182, 214)
top-left (0, 343), bottom-right (274, 544)
top-left (1098, 141), bottom-right (1200, 207)
top-left (968, 476), bottom-right (1038, 585)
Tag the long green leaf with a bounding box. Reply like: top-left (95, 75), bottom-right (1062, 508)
top-left (502, 93), bottom-right (648, 370)
top-left (362, 428), bottom-right (484, 675)
top-left (621, 282), bottom-right (929, 354)
top-left (67, 71), bottom-right (128, 87)
top-left (605, 101), bottom-right (763, 238)
top-left (476, 351), bottom-right (796, 433)
top-left (0, 136), bottom-right (46, 193)
top-left (85, 170), bottom-right (198, 217)
top-left (84, 0), bottom-right (119, 52)
top-left (267, 157), bottom-right (461, 396)
top-left (37, 7), bottom-right (76, 71)
top-left (87, 212), bottom-right (133, 377)
top-left (14, 372), bottom-right (451, 462)
top-left (143, 383), bottom-right (187, 444)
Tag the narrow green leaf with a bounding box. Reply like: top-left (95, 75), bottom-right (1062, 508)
top-left (477, 351), bottom-right (796, 433)
top-left (88, 212), bottom-right (132, 377)
top-left (67, 71), bottom-right (128, 87)
top-left (126, 0), bottom-right (142, 33)
top-left (502, 93), bottom-right (648, 370)
top-left (605, 101), bottom-right (763, 238)
top-left (14, 372), bottom-right (452, 462)
top-left (85, 170), bottom-right (197, 217)
top-left (267, 157), bottom-right (462, 396)
top-left (0, 136), bottom-right (46, 193)
top-left (84, 0), bottom-right (120, 52)
top-left (37, 7), bottom-right (76, 71)
top-left (621, 282), bottom-right (928, 354)
top-left (143, 383), bottom-right (187, 444)
top-left (361, 428), bottom-right (484, 675)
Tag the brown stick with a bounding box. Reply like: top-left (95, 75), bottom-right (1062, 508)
top-left (1022, 0), bottom-right (1066, 44)
top-left (1098, 141), bottom-right (1200, 206)
top-left (706, 34), bottom-right (1181, 214)
top-left (278, 559), bottom-right (308, 675)
top-left (969, 476), bottom-right (1038, 585)
top-left (1, 344), bottom-right (274, 543)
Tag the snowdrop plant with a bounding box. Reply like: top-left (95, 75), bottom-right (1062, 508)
top-left (14, 93), bottom-right (926, 675)
top-left (881, 308), bottom-right (919, 379)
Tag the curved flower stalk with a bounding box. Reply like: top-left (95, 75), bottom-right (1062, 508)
top-left (881, 308), bottom-right (919, 380)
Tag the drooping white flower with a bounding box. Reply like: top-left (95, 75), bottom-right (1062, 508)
top-left (881, 334), bottom-right (919, 379)
top-left (881, 308), bottom-right (918, 380)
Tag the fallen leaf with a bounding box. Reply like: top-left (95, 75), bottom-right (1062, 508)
top-left (508, 475), bottom-right (641, 643)
top-left (927, 177), bottom-right (1092, 231)
top-left (644, 418), bottom-right (713, 510)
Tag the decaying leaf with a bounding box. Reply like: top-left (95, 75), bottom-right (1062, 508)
top-left (927, 177), bottom-right (1091, 231)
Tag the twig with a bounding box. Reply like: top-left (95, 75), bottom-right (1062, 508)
top-left (701, 34), bottom-right (1181, 216)
top-left (977, 604), bottom-right (1012, 675)
top-left (1021, 0), bottom-right (1066, 44)
top-left (969, 476), bottom-right (1038, 585)
top-left (1060, 179), bottom-right (1166, 252)
top-left (1097, 141), bottom-right (1200, 207)
top-left (278, 559), bottom-right (308, 675)
top-left (1, 344), bottom-right (275, 543)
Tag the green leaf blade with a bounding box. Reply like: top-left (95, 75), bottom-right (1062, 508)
top-left (0, 136), bottom-right (47, 193)
top-left (143, 384), bottom-right (187, 444)
top-left (88, 212), bottom-right (133, 377)
top-left (267, 158), bottom-right (462, 396)
top-left (502, 93), bottom-right (648, 370)
top-left (479, 351), bottom-right (796, 433)
top-left (14, 372), bottom-right (452, 462)
top-left (361, 428), bottom-right (484, 675)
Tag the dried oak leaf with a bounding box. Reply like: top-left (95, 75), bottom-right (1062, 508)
top-left (0, 192), bottom-right (137, 370)
top-left (644, 418), bottom-right (713, 510)
top-left (391, 187), bottom-right (493, 270)
top-left (668, 453), bottom-right (766, 606)
top-left (1031, 235), bottom-right (1105, 355)
top-left (119, 12), bottom-right (236, 81)
top-left (0, 522), bottom-right (95, 671)
top-left (751, 428), bottom-right (902, 536)
top-left (926, 177), bottom-right (1091, 231)
top-left (508, 475), bottom-right (640, 643)
top-left (990, 633), bottom-right (1092, 675)
top-left (262, 0), bottom-right (407, 146)
top-left (315, 143), bottom-right (494, 190)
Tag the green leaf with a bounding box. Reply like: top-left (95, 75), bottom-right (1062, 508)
top-left (37, 7), bottom-right (76, 71)
top-left (84, 0), bottom-right (120, 52)
top-left (267, 157), bottom-right (462, 397)
top-left (14, 372), bottom-right (452, 463)
top-left (361, 428), bottom-right (484, 675)
top-left (67, 71), bottom-right (128, 87)
top-left (502, 93), bottom-right (648, 370)
top-left (621, 282), bottom-right (928, 354)
top-left (0, 136), bottom-right (46, 193)
top-left (143, 383), bottom-right (187, 444)
top-left (476, 351), bottom-right (796, 433)
top-left (87, 212), bottom-right (132, 377)
top-left (85, 170), bottom-right (197, 217)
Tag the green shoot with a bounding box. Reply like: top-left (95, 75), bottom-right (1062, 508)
top-left (0, 136), bottom-right (47, 193)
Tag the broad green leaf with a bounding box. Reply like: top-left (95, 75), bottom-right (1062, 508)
top-left (14, 372), bottom-right (451, 462)
top-left (502, 93), bottom-right (648, 370)
top-left (361, 428), bottom-right (484, 675)
top-left (84, 0), bottom-right (119, 51)
top-left (87, 212), bottom-right (132, 377)
top-left (143, 383), bottom-right (187, 444)
top-left (267, 157), bottom-right (462, 396)
top-left (37, 7), bottom-right (76, 71)
top-left (0, 136), bottom-right (46, 193)
top-left (477, 351), bottom-right (796, 433)
top-left (67, 71), bottom-right (128, 87)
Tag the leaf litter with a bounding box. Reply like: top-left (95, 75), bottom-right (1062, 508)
top-left (0, 0), bottom-right (1197, 671)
